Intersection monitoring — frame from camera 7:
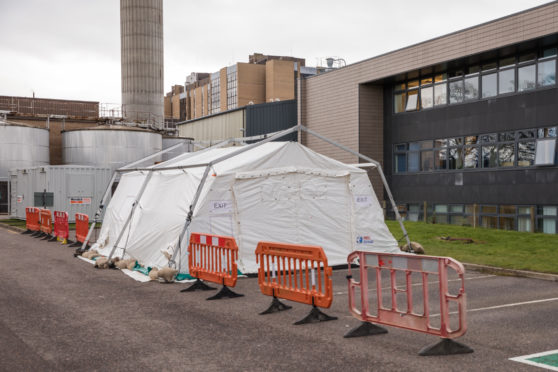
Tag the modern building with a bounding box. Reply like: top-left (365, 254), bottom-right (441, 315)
top-left (299, 2), bottom-right (558, 234)
top-left (165, 54), bottom-right (306, 122)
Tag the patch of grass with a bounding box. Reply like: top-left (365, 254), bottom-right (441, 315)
top-left (386, 221), bottom-right (558, 274)
top-left (0, 219), bottom-right (79, 230)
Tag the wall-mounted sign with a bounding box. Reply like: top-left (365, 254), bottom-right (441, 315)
top-left (70, 197), bottom-right (92, 205)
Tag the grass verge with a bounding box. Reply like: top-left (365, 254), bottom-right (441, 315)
top-left (386, 221), bottom-right (558, 274)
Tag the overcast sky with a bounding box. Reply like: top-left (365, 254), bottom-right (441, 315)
top-left (0, 0), bottom-right (553, 105)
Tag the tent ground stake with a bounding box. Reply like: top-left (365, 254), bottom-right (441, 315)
top-left (180, 278), bottom-right (216, 292)
top-left (260, 296), bottom-right (292, 315)
top-left (344, 321), bottom-right (388, 338)
top-left (294, 305), bottom-right (337, 325)
top-left (418, 338), bottom-right (474, 356)
top-left (206, 285), bottom-right (244, 300)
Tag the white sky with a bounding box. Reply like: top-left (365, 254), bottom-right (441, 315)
top-left (0, 0), bottom-right (553, 105)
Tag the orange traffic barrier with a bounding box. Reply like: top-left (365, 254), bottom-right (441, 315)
top-left (53, 211), bottom-right (69, 244)
top-left (39, 209), bottom-right (53, 238)
top-left (24, 207), bottom-right (40, 234)
top-left (75, 213), bottom-right (89, 244)
top-left (255, 241), bottom-right (337, 324)
top-left (346, 251), bottom-right (472, 356)
top-left (181, 232), bottom-right (243, 300)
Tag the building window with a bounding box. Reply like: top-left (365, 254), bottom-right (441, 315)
top-left (227, 65), bottom-right (237, 110)
top-left (537, 206), bottom-right (557, 234)
top-left (394, 144), bottom-right (407, 173)
top-left (535, 138), bottom-right (557, 166)
top-left (464, 75), bottom-right (479, 100)
top-left (498, 67), bottom-right (515, 94)
top-left (518, 64), bottom-right (536, 92)
top-left (394, 92), bottom-right (406, 113)
top-left (449, 79), bottom-right (464, 104)
top-left (408, 142), bottom-right (420, 172)
top-left (481, 73), bottom-right (497, 98)
top-left (210, 72), bottom-right (220, 115)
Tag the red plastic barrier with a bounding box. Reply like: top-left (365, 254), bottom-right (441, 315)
top-left (347, 251), bottom-right (467, 340)
top-left (39, 209), bottom-right (53, 235)
top-left (255, 241), bottom-right (333, 308)
top-left (189, 232), bottom-right (239, 287)
top-left (75, 213), bottom-right (89, 244)
top-left (25, 207), bottom-right (40, 232)
top-left (54, 211), bottom-right (69, 244)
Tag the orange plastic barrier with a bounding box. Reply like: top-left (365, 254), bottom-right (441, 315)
top-left (39, 209), bottom-right (53, 235)
top-left (188, 232), bottom-right (239, 287)
top-left (75, 213), bottom-right (89, 244)
top-left (25, 207), bottom-right (40, 232)
top-left (346, 251), bottom-right (472, 355)
top-left (255, 242), bottom-right (334, 308)
top-left (53, 211), bottom-right (69, 244)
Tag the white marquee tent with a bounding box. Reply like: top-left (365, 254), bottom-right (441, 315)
top-left (92, 139), bottom-right (401, 274)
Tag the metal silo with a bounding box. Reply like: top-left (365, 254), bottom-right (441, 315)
top-left (62, 126), bottom-right (162, 172)
top-left (0, 122), bottom-right (49, 214)
top-left (120, 0), bottom-right (164, 127)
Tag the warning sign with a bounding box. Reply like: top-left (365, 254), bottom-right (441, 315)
top-left (70, 197), bottom-right (92, 205)
top-left (17, 195), bottom-right (23, 203)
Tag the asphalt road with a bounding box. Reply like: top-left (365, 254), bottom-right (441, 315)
top-left (1, 226), bottom-right (557, 371)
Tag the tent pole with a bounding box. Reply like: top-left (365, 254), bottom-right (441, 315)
top-left (300, 125), bottom-right (411, 249)
top-left (107, 171), bottom-right (153, 261)
top-left (119, 140), bottom-right (190, 171)
top-left (79, 172), bottom-right (117, 252)
top-left (169, 126), bottom-right (301, 267)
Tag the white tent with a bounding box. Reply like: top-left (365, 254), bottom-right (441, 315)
top-left (93, 140), bottom-right (400, 274)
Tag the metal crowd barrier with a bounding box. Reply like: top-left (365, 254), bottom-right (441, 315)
top-left (255, 241), bottom-right (337, 324)
top-left (346, 251), bottom-right (473, 355)
top-left (180, 232), bottom-right (243, 300)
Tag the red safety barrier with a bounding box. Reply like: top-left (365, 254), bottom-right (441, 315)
top-left (346, 251), bottom-right (472, 355)
top-left (255, 241), bottom-right (337, 324)
top-left (54, 211), bottom-right (69, 244)
top-left (39, 209), bottom-right (53, 236)
top-left (181, 233), bottom-right (243, 299)
top-left (25, 207), bottom-right (40, 233)
top-left (75, 213), bottom-right (89, 244)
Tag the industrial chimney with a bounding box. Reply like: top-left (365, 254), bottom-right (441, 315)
top-left (120, 0), bottom-right (164, 128)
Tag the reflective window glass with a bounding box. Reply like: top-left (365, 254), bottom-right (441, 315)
top-left (541, 206), bottom-right (558, 216)
top-left (449, 80), bottom-right (464, 103)
top-left (518, 216), bottom-right (531, 232)
top-left (498, 69), bottom-right (515, 94)
top-left (421, 77), bottom-right (433, 86)
top-left (464, 76), bottom-right (479, 100)
top-left (482, 205), bottom-right (498, 214)
top-left (408, 151), bottom-right (420, 172)
top-left (434, 74), bottom-right (447, 82)
top-left (499, 216), bottom-right (515, 231)
top-left (481, 134), bottom-right (497, 143)
top-left (406, 91), bottom-right (418, 111)
top-left (395, 144), bottom-right (407, 151)
top-left (482, 146), bottom-right (498, 168)
top-left (482, 62), bottom-right (497, 71)
top-left (448, 147), bottom-right (463, 169)
top-left (408, 80), bottom-right (419, 89)
top-left (420, 140), bottom-right (433, 149)
top-left (542, 47), bottom-right (558, 58)
top-left (394, 83), bottom-right (405, 91)
top-left (498, 143), bottom-right (515, 167)
top-left (538, 218), bottom-right (556, 234)
top-left (434, 83), bottom-right (447, 105)
top-left (518, 130), bottom-right (535, 139)
top-left (409, 142), bottom-right (421, 151)
top-left (434, 149), bottom-right (447, 169)
top-left (482, 73), bottom-right (497, 98)
top-left (538, 127), bottom-right (557, 138)
top-left (395, 154), bottom-right (407, 173)
top-left (518, 64), bottom-right (536, 91)
top-left (500, 205), bottom-right (516, 215)
top-left (421, 151), bottom-right (434, 171)
top-left (482, 216), bottom-right (498, 229)
top-left (537, 60), bottom-right (556, 87)
top-left (499, 57), bottom-right (515, 68)
top-left (499, 132), bottom-right (515, 141)
top-left (434, 139), bottom-right (447, 148)
top-left (448, 138), bottom-right (463, 146)
top-left (517, 141), bottom-right (535, 166)
top-left (435, 205), bottom-right (448, 213)
top-left (518, 207), bottom-right (531, 215)
top-left (450, 205), bottom-right (464, 213)
top-left (465, 136), bottom-right (478, 145)
top-left (519, 53), bottom-right (537, 63)
top-left (421, 86), bottom-right (433, 109)
top-left (535, 139), bottom-right (556, 166)
top-left (465, 205), bottom-right (475, 214)
top-left (464, 146), bottom-right (479, 168)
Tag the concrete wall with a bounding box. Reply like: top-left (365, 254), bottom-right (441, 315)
top-left (120, 0), bottom-right (164, 126)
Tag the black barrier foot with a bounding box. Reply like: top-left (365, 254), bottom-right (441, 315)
top-left (33, 232), bottom-right (44, 238)
top-left (40, 234), bottom-right (52, 240)
top-left (343, 321), bottom-right (388, 338)
top-left (206, 285), bottom-right (244, 300)
top-left (21, 230), bottom-right (33, 235)
top-left (418, 338), bottom-right (474, 356)
top-left (260, 296), bottom-right (292, 315)
top-left (69, 241), bottom-right (82, 247)
top-left (294, 305), bottom-right (337, 325)
top-left (48, 236), bottom-right (58, 242)
top-left (180, 278), bottom-right (216, 292)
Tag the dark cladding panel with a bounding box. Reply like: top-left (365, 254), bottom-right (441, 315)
top-left (246, 100), bottom-right (297, 141)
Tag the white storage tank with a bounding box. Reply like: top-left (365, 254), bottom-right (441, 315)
top-left (62, 126), bottom-right (162, 172)
top-left (0, 121), bottom-right (49, 214)
top-left (10, 165), bottom-right (112, 222)
top-left (162, 136), bottom-right (194, 162)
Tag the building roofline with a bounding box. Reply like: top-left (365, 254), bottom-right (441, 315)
top-left (305, 1), bottom-right (558, 80)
